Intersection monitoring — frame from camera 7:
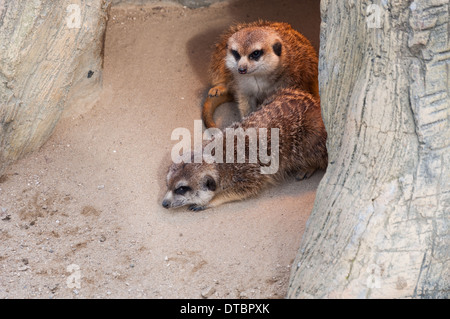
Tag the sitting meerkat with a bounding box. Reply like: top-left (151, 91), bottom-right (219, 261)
top-left (202, 20), bottom-right (319, 128)
top-left (163, 88), bottom-right (327, 211)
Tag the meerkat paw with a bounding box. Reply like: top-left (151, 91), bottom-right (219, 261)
top-left (208, 84), bottom-right (227, 97)
top-left (295, 168), bottom-right (317, 181)
top-left (188, 204), bottom-right (207, 212)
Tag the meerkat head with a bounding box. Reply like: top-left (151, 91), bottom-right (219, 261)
top-left (162, 159), bottom-right (219, 210)
top-left (225, 28), bottom-right (283, 76)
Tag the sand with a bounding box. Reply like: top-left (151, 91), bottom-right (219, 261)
top-left (0, 0), bottom-right (322, 298)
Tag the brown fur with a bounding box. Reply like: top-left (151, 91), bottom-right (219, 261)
top-left (202, 20), bottom-right (319, 128)
top-left (163, 88), bottom-right (327, 211)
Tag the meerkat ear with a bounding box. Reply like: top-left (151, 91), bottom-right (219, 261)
top-left (272, 41), bottom-right (282, 56)
top-left (204, 175), bottom-right (217, 191)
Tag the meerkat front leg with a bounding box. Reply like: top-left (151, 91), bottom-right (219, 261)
top-left (295, 168), bottom-right (317, 181)
top-left (188, 191), bottom-right (253, 211)
top-left (237, 93), bottom-right (257, 119)
top-left (208, 83), bottom-right (228, 97)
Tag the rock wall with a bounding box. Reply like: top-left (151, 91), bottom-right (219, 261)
top-left (288, 0), bottom-right (449, 298)
top-left (0, 0), bottom-right (110, 175)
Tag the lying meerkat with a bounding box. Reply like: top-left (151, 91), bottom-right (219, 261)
top-left (202, 20), bottom-right (319, 128)
top-left (163, 88), bottom-right (327, 211)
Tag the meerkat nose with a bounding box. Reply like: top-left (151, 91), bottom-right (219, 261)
top-left (238, 67), bottom-right (247, 74)
top-left (162, 200), bottom-right (170, 209)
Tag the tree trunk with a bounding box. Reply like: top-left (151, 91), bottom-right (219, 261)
top-left (288, 0), bottom-right (449, 298)
top-left (0, 0), bottom-right (110, 175)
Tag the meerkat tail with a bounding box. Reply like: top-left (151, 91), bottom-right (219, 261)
top-left (202, 92), bottom-right (234, 128)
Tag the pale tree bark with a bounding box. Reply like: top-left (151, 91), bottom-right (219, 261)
top-left (288, 0), bottom-right (449, 298)
top-left (0, 0), bottom-right (110, 175)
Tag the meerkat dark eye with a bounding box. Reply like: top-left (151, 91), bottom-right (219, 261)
top-left (174, 186), bottom-right (191, 195)
top-left (204, 175), bottom-right (217, 191)
top-left (231, 49), bottom-right (241, 61)
top-left (272, 42), bottom-right (282, 56)
top-left (249, 50), bottom-right (263, 60)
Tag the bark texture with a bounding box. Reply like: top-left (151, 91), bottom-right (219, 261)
top-left (0, 0), bottom-right (110, 175)
top-left (288, 0), bottom-right (449, 298)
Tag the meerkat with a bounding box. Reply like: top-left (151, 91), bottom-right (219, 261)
top-left (202, 20), bottom-right (319, 128)
top-left (163, 88), bottom-right (327, 211)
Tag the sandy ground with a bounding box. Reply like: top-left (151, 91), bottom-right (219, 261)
top-left (0, 0), bottom-right (322, 299)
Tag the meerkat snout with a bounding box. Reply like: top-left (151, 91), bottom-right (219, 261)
top-left (162, 200), bottom-right (169, 208)
top-left (238, 65), bottom-right (247, 74)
